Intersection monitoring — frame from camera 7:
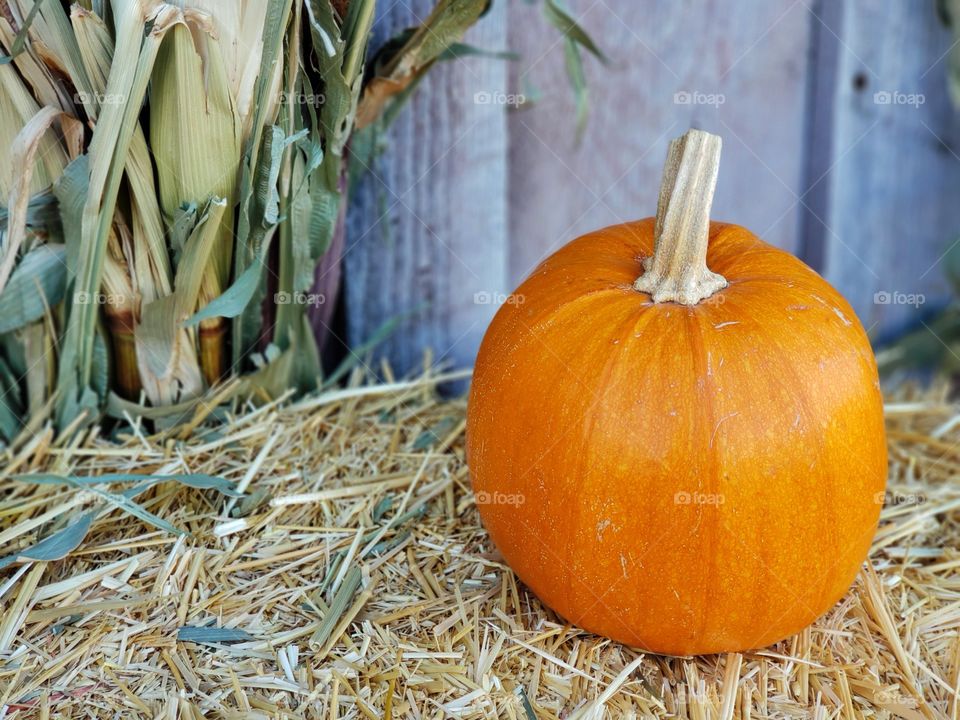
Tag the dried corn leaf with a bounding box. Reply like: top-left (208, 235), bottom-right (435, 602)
top-left (0, 244), bottom-right (65, 333)
top-left (355, 0), bottom-right (486, 128)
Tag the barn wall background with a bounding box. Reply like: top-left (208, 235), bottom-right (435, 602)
top-left (344, 0), bottom-right (960, 377)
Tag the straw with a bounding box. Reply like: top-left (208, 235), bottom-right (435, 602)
top-left (0, 372), bottom-right (958, 717)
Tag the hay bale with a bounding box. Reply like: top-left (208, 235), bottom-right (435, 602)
top-left (0, 372), bottom-right (958, 718)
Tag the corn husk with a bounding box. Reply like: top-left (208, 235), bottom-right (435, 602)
top-left (0, 0), bottom-right (492, 439)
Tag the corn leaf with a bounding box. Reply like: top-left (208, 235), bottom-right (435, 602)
top-left (136, 197), bottom-right (226, 391)
top-left (0, 244), bottom-right (66, 333)
top-left (183, 232), bottom-right (276, 329)
top-left (322, 314), bottom-right (403, 389)
top-left (236, 342), bottom-right (296, 401)
top-left (0, 63), bottom-right (67, 196)
top-left (52, 155), bottom-right (88, 276)
top-left (0, 188), bottom-right (58, 227)
top-left (0, 105), bottom-right (77, 294)
top-left (0, 353), bottom-right (23, 439)
top-left (70, 6), bottom-right (112, 111)
top-left (178, 626), bottom-right (254, 644)
top-left (0, 17), bottom-right (63, 111)
top-left (543, 0), bottom-right (608, 62)
top-left (0, 511), bottom-right (97, 570)
top-left (304, 0), bottom-right (358, 151)
top-left (72, 5), bottom-right (173, 298)
top-left (0, 0), bottom-right (46, 65)
top-left (235, 125), bottom-right (295, 357)
top-left (8, 0), bottom-right (96, 108)
top-left (563, 37), bottom-right (588, 140)
top-left (55, 2), bottom-right (188, 430)
top-left (106, 391), bottom-right (211, 422)
top-left (542, 0), bottom-right (607, 137)
top-left (355, 0), bottom-right (487, 128)
top-left (233, 0), bottom-right (293, 360)
top-left (439, 42), bottom-right (520, 62)
top-left (63, 478), bottom-right (186, 536)
top-left (91, 324), bottom-right (109, 402)
top-left (15, 472), bottom-right (242, 497)
top-left (150, 17), bottom-right (241, 288)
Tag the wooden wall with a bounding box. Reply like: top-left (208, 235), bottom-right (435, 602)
top-left (344, 0), bottom-right (960, 377)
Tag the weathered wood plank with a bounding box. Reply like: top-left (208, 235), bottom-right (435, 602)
top-left (343, 1), bottom-right (509, 380)
top-left (507, 0), bottom-right (813, 285)
top-left (821, 0), bottom-right (960, 338)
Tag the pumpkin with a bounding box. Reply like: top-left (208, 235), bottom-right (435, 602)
top-left (466, 129), bottom-right (887, 655)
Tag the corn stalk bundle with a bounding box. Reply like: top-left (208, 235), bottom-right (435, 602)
top-left (0, 0), bottom-right (602, 443)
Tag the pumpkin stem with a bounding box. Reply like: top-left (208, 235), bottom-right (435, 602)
top-left (634, 128), bottom-right (728, 305)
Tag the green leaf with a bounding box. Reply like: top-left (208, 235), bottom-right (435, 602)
top-left (14, 472), bottom-right (242, 497)
top-left (0, 244), bottom-right (66, 334)
top-left (233, 0), bottom-right (294, 366)
top-left (0, 0), bottom-right (49, 65)
top-left (0, 354), bottom-right (23, 442)
top-left (183, 258), bottom-right (265, 328)
top-left (541, 0), bottom-right (607, 135)
top-left (311, 565), bottom-right (362, 646)
top-left (92, 323), bottom-right (109, 402)
top-left (412, 416), bottom-right (458, 450)
top-left (137, 197), bottom-right (227, 380)
top-left (354, 0), bottom-right (488, 128)
top-left (0, 511), bottom-right (96, 569)
top-left (543, 0), bottom-right (608, 63)
top-left (322, 313), bottom-right (406, 388)
top-left (67, 479), bottom-right (186, 536)
top-left (52, 155), bottom-right (89, 277)
top-left (178, 626), bottom-right (254, 644)
top-left (55, 2), bottom-right (188, 431)
top-left (234, 125), bottom-right (307, 358)
top-left (236, 342), bottom-right (296, 400)
top-left (0, 189), bottom-right (59, 227)
top-left (563, 38), bottom-right (589, 140)
top-left (304, 0), bottom-right (353, 156)
top-left (438, 42), bottom-right (520, 62)
top-left (341, 0), bottom-right (376, 85)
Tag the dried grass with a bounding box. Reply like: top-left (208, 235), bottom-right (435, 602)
top-left (0, 370), bottom-right (958, 719)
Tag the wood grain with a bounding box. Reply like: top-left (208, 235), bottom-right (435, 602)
top-left (343, 0), bottom-right (509, 380)
top-left (507, 0), bottom-right (813, 285)
top-left (344, 0), bottom-right (960, 372)
top-left (819, 0), bottom-right (960, 338)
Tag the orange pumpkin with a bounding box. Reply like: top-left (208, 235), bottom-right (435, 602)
top-left (466, 129), bottom-right (886, 655)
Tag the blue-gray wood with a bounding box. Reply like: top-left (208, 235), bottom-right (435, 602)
top-left (507, 0), bottom-right (813, 283)
top-left (343, 1), bottom-right (509, 381)
top-left (819, 0), bottom-right (960, 340)
top-left (344, 0), bottom-right (960, 375)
